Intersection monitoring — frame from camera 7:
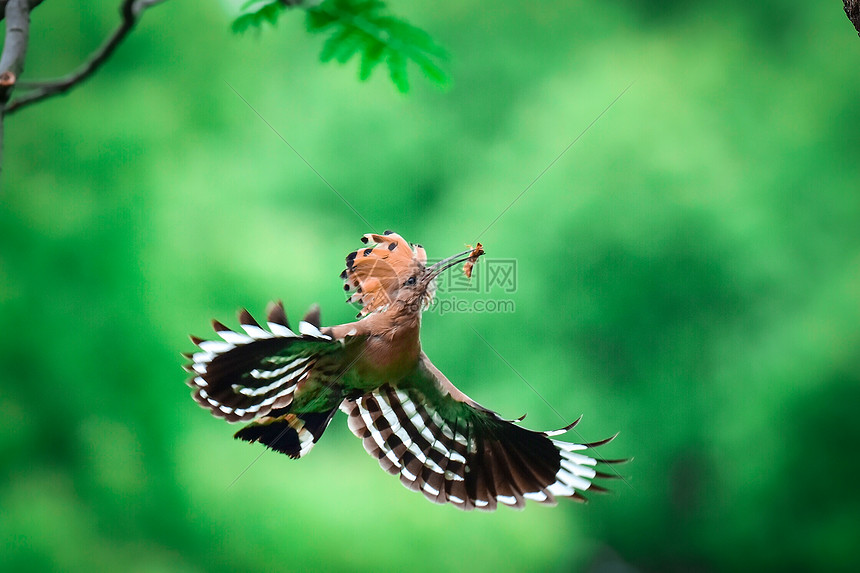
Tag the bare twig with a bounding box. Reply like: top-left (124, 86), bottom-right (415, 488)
top-left (846, 1), bottom-right (860, 37)
top-left (0, 0), bottom-right (42, 22)
top-left (0, 0), bottom-right (30, 100)
top-left (4, 0), bottom-right (168, 115)
top-left (0, 0), bottom-right (31, 177)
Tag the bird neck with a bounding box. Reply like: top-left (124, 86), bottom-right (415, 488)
top-left (346, 302), bottom-right (423, 385)
top-left (364, 301), bottom-right (421, 346)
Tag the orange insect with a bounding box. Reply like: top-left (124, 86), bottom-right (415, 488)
top-left (463, 242), bottom-right (484, 279)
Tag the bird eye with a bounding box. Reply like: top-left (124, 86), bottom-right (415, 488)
top-left (405, 276), bottom-right (416, 286)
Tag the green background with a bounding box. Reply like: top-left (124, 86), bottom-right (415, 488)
top-left (2, 1), bottom-right (859, 571)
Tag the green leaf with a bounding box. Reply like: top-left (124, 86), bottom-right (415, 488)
top-left (359, 39), bottom-right (386, 80)
top-left (387, 50), bottom-right (408, 93)
top-left (306, 7), bottom-right (339, 31)
top-left (415, 56), bottom-right (449, 87)
top-left (334, 29), bottom-right (364, 64)
top-left (231, 1), bottom-right (286, 34)
top-left (232, 14), bottom-right (255, 34)
top-left (319, 26), bottom-right (353, 63)
top-left (378, 17), bottom-right (447, 59)
top-left (306, 0), bottom-right (450, 92)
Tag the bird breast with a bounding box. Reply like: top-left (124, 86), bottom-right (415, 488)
top-left (353, 321), bottom-right (421, 386)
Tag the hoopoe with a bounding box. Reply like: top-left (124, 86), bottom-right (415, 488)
top-left (184, 231), bottom-right (624, 510)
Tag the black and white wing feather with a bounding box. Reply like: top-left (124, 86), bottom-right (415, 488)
top-left (341, 354), bottom-right (625, 510)
top-left (183, 301), bottom-right (341, 422)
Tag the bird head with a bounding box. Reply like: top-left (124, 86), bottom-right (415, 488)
top-left (341, 231), bottom-right (484, 318)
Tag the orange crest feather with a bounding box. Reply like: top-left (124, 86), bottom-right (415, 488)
top-left (341, 231), bottom-right (426, 317)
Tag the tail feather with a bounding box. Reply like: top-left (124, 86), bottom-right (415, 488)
top-left (235, 406), bottom-right (338, 459)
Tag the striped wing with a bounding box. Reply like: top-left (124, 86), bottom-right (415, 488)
top-left (183, 301), bottom-right (343, 422)
top-left (341, 356), bottom-right (624, 510)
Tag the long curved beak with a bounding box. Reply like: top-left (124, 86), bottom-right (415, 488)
top-left (422, 249), bottom-right (480, 284)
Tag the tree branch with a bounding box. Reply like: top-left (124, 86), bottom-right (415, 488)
top-left (4, 0), bottom-right (168, 116)
top-left (0, 0), bottom-right (30, 98)
top-left (846, 1), bottom-right (860, 37)
top-left (0, 0), bottom-right (31, 179)
top-left (0, 0), bottom-right (43, 22)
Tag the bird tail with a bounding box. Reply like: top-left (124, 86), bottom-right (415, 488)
top-left (234, 405), bottom-right (339, 459)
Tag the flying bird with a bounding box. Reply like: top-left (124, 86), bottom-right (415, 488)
top-left (184, 231), bottom-right (624, 510)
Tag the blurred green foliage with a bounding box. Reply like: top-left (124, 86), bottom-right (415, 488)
top-left (233, 0), bottom-right (449, 92)
top-left (2, 1), bottom-right (859, 571)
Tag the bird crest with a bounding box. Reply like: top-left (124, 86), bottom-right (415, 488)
top-left (341, 230), bottom-right (428, 317)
